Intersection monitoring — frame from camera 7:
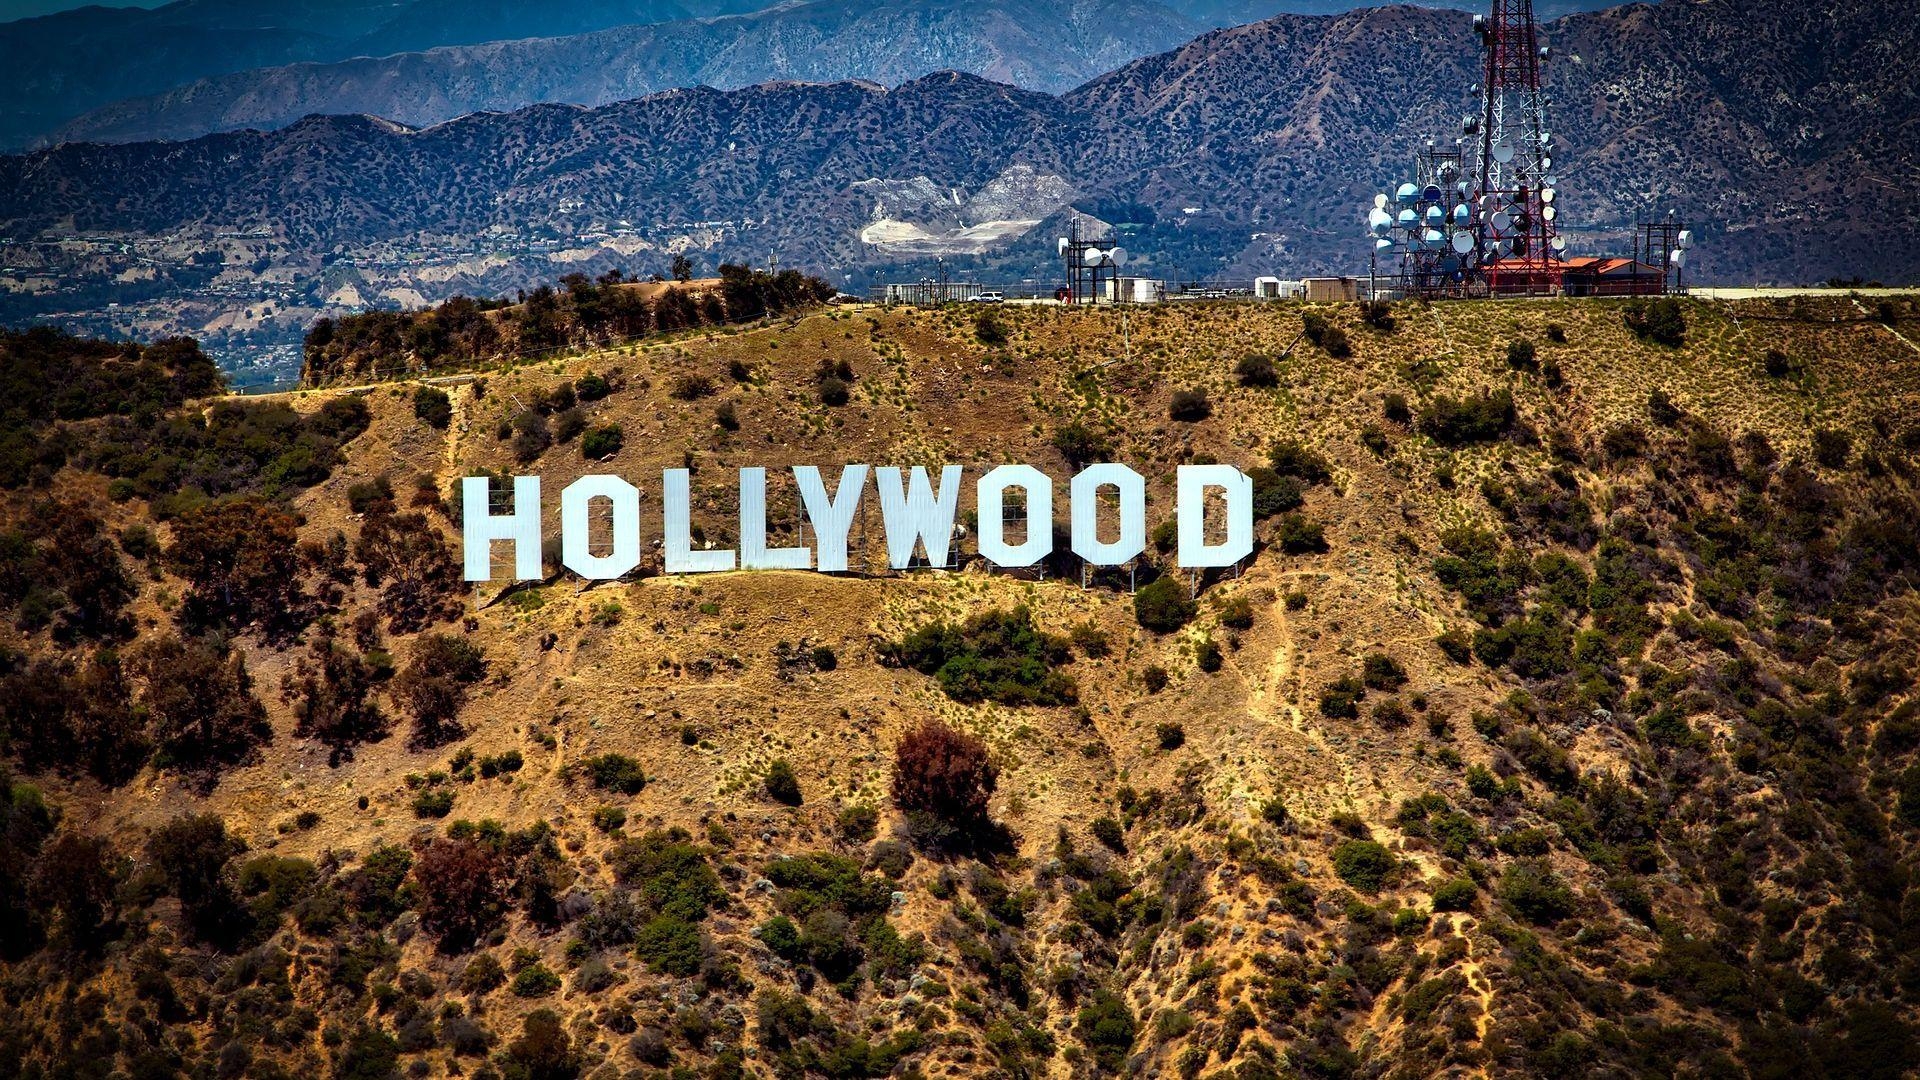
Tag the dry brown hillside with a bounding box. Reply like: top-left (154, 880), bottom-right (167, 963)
top-left (4, 294), bottom-right (1920, 1080)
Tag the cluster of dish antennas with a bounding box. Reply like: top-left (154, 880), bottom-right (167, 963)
top-left (1669, 229), bottom-right (1695, 271)
top-left (1059, 236), bottom-right (1128, 267)
top-left (1366, 167), bottom-right (1569, 269)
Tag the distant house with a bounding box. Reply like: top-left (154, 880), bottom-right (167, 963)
top-left (1102, 276), bottom-right (1165, 303)
top-left (1301, 277), bottom-right (1360, 302)
top-left (1559, 257), bottom-right (1668, 297)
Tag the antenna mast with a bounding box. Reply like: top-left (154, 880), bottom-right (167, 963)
top-left (1470, 0), bottom-right (1562, 294)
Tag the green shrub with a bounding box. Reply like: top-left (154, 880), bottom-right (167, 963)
top-left (457, 953), bottom-right (505, 993)
top-left (1052, 422), bottom-right (1110, 467)
top-left (1075, 990), bottom-right (1137, 1073)
top-left (634, 915), bottom-right (703, 976)
top-left (1332, 840), bottom-right (1394, 892)
top-left (1156, 723), bottom-right (1186, 750)
top-left (1194, 637), bottom-right (1223, 673)
top-left (1436, 628), bottom-right (1474, 664)
top-left (413, 385), bottom-right (452, 428)
top-left (759, 914), bottom-right (801, 959)
top-left (1319, 676), bottom-right (1365, 719)
top-left (1169, 388), bottom-right (1212, 422)
top-left (1623, 298), bottom-right (1686, 345)
top-left (606, 829), bottom-right (722, 921)
top-left (1498, 860), bottom-right (1574, 923)
top-left (765, 759), bottom-right (803, 805)
top-left (592, 806), bottom-right (627, 833)
top-left (509, 963), bottom-right (560, 997)
top-left (1236, 355), bottom-right (1278, 387)
top-left (581, 424), bottom-right (624, 459)
top-left (880, 605), bottom-right (1076, 706)
top-left (1432, 879), bottom-right (1477, 912)
top-left (1218, 598), bottom-right (1255, 630)
top-left (411, 789), bottom-right (454, 818)
top-left (583, 753), bottom-right (646, 795)
top-left (1506, 339), bottom-right (1538, 371)
top-left (1133, 577), bottom-right (1197, 633)
top-left (1419, 390), bottom-right (1515, 444)
top-left (1091, 817), bottom-right (1126, 852)
top-left (817, 375), bottom-right (851, 406)
top-left (1361, 653), bottom-right (1406, 690)
top-left (1276, 513), bottom-right (1327, 554)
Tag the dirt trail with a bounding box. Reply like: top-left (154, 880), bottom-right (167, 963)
top-left (1453, 913), bottom-right (1496, 1049)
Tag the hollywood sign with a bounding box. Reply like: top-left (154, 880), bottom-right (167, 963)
top-left (462, 465), bottom-right (1254, 581)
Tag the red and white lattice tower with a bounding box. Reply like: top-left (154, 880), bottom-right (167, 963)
top-left (1470, 0), bottom-right (1563, 294)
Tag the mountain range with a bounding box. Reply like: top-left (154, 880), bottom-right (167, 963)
top-left (5, 0), bottom-right (1912, 290)
top-left (5, 0), bottom-right (1624, 151)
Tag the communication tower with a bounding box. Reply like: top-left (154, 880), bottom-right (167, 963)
top-left (1364, 0), bottom-right (1568, 297)
top-left (1059, 220), bottom-right (1126, 304)
top-left (1469, 0), bottom-right (1563, 294)
top-left (1638, 218), bottom-right (1693, 293)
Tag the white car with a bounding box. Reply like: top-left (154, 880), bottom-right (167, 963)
top-left (969, 292), bottom-right (1004, 303)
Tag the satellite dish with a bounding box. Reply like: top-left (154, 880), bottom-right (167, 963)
top-left (1671, 249), bottom-right (1687, 268)
top-left (1540, 188), bottom-right (1556, 205)
top-left (1493, 141), bottom-right (1515, 164)
top-left (1397, 182), bottom-right (1420, 204)
top-left (1425, 206), bottom-right (1444, 225)
top-left (1452, 204), bottom-right (1470, 225)
top-left (1541, 157), bottom-right (1553, 171)
top-left (1375, 238), bottom-right (1394, 252)
top-left (1424, 229), bottom-right (1446, 247)
top-left (1422, 184), bottom-right (1443, 203)
top-left (1677, 230), bottom-right (1693, 249)
top-left (1452, 231), bottom-right (1474, 254)
top-left (1369, 208), bottom-right (1392, 230)
top-left (1057, 237), bottom-right (1069, 255)
top-left (1398, 208), bottom-right (1418, 227)
top-left (1478, 194), bottom-right (1497, 212)
top-left (1540, 131), bottom-right (1552, 145)
top-left (1111, 247), bottom-right (1128, 267)
top-left (1551, 236), bottom-right (1567, 252)
top-left (1542, 205), bottom-right (1557, 222)
top-left (1084, 246), bottom-right (1102, 263)
top-left (1544, 174), bottom-right (1558, 186)
top-left (1457, 181), bottom-right (1472, 198)
top-left (1374, 193), bottom-right (1388, 210)
top-left (1490, 211), bottom-right (1512, 233)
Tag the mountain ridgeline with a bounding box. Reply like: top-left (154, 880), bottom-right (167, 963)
top-left (2, 0), bottom-right (1914, 299)
top-left (4, 292), bottom-right (1920, 1079)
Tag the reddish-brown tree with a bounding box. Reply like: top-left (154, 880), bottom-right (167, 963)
top-left (891, 719), bottom-right (997, 827)
top-left (165, 498), bottom-right (305, 633)
top-left (412, 837), bottom-right (510, 952)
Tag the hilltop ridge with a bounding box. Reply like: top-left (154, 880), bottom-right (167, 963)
top-left (4, 293), bottom-right (1920, 1077)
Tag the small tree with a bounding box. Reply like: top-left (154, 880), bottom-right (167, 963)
top-left (671, 254), bottom-right (694, 282)
top-left (581, 424), bottom-right (624, 459)
top-left (765, 759), bottom-right (802, 805)
top-left (354, 511), bottom-right (464, 633)
top-left (147, 813), bottom-right (247, 943)
top-left (165, 498), bottom-right (305, 634)
top-left (1133, 576), bottom-right (1196, 633)
top-left (130, 633), bottom-right (271, 779)
top-left (390, 633), bottom-right (487, 747)
top-left (413, 837), bottom-right (510, 952)
top-left (285, 626), bottom-right (390, 761)
top-left (892, 720), bottom-right (996, 828)
top-left (413, 385), bottom-right (452, 429)
top-left (1169, 388), bottom-right (1212, 422)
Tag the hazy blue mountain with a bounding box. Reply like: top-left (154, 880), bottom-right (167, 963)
top-left (4, 0), bottom-right (1627, 149)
